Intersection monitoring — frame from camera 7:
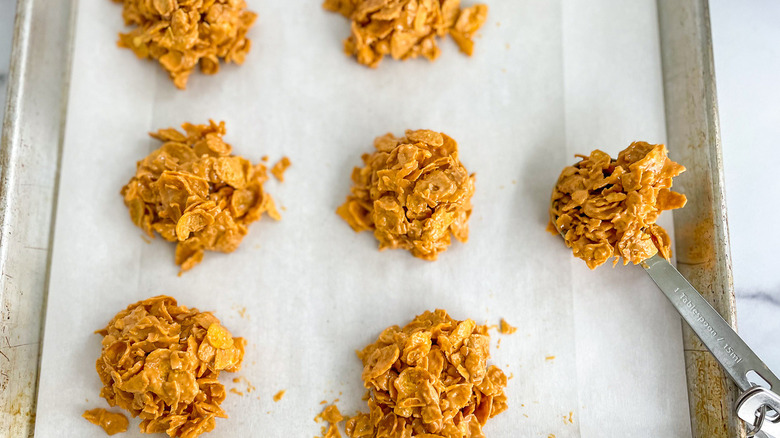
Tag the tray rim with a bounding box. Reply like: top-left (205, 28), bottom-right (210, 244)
top-left (0, 0), bottom-right (740, 436)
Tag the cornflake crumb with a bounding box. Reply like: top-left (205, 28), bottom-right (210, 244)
top-left (342, 309), bottom-right (508, 437)
top-left (314, 404), bottom-right (344, 438)
top-left (229, 388), bottom-right (244, 396)
top-left (82, 408), bottom-right (128, 436)
top-left (548, 142), bottom-right (687, 269)
top-left (232, 376), bottom-right (256, 394)
top-left (94, 296), bottom-right (245, 438)
top-left (270, 156), bottom-right (292, 182)
top-left (111, 0), bottom-right (257, 89)
top-left (499, 318), bottom-right (517, 334)
top-left (273, 390), bottom-right (286, 402)
top-left (323, 0), bottom-right (489, 68)
top-left (121, 120), bottom-right (280, 274)
top-left (545, 355), bottom-right (555, 361)
top-left (337, 130), bottom-right (475, 260)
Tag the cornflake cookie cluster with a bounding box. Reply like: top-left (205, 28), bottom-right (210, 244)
top-left (323, 0), bottom-right (489, 68)
top-left (344, 309), bottom-right (508, 438)
top-left (121, 120), bottom-right (280, 273)
top-left (111, 0), bottom-right (257, 89)
top-left (548, 142), bottom-right (687, 269)
top-left (94, 296), bottom-right (246, 438)
top-left (337, 130), bottom-right (475, 260)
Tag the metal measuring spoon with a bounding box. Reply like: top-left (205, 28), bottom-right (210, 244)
top-left (549, 209), bottom-right (780, 438)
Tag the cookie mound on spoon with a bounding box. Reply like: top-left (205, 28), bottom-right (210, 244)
top-left (548, 142), bottom-right (687, 269)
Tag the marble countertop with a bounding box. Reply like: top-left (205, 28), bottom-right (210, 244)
top-left (0, 0), bottom-right (776, 388)
top-left (711, 0), bottom-right (780, 374)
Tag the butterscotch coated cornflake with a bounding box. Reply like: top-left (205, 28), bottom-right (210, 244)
top-left (111, 0), bottom-right (257, 89)
top-left (337, 130), bottom-right (475, 260)
top-left (344, 309), bottom-right (508, 438)
top-left (95, 296), bottom-right (246, 438)
top-left (121, 120), bottom-right (280, 273)
top-left (83, 408), bottom-right (129, 436)
top-left (548, 142), bottom-right (687, 269)
top-left (323, 0), bottom-right (488, 68)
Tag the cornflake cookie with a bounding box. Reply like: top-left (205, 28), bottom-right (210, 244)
top-left (344, 309), bottom-right (508, 437)
top-left (95, 296), bottom-right (246, 438)
top-left (111, 0), bottom-right (257, 89)
top-left (323, 0), bottom-right (489, 68)
top-left (548, 142), bottom-right (687, 269)
top-left (121, 120), bottom-right (280, 273)
top-left (337, 130), bottom-right (475, 260)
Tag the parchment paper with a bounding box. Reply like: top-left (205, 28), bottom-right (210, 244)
top-left (35, 1), bottom-right (693, 437)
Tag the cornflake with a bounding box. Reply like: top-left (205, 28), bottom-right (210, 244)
top-left (498, 318), bottom-right (516, 335)
top-left (343, 309), bottom-right (508, 438)
top-left (270, 156), bottom-right (292, 182)
top-left (111, 0), bottom-right (257, 89)
top-left (337, 130), bottom-right (475, 260)
top-left (315, 404), bottom-right (345, 438)
top-left (94, 296), bottom-right (246, 438)
top-left (121, 120), bottom-right (280, 273)
top-left (323, 0), bottom-right (489, 68)
top-left (548, 142), bottom-right (687, 269)
top-left (82, 408), bottom-right (129, 436)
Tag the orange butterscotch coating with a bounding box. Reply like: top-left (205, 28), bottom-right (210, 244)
top-left (323, 0), bottom-right (488, 68)
top-left (337, 130), bottom-right (475, 260)
top-left (344, 309), bottom-right (508, 438)
top-left (121, 120), bottom-right (279, 273)
top-left (315, 405), bottom-right (345, 438)
top-left (111, 0), bottom-right (257, 89)
top-left (82, 408), bottom-right (129, 436)
top-left (548, 142), bottom-right (687, 269)
top-left (95, 296), bottom-right (246, 438)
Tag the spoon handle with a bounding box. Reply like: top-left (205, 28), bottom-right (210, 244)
top-left (643, 253), bottom-right (779, 391)
top-left (643, 254), bottom-right (780, 437)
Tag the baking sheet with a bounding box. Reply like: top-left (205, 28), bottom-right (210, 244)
top-left (35, 1), bottom-right (692, 436)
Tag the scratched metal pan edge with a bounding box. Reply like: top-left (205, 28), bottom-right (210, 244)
top-left (0, 0), bottom-right (738, 436)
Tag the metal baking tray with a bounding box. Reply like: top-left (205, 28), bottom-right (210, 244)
top-left (0, 0), bottom-right (742, 436)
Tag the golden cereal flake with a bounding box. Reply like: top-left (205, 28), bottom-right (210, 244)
top-left (111, 0), bottom-right (257, 89)
top-left (324, 0), bottom-right (489, 68)
top-left (94, 296), bottom-right (246, 438)
top-left (498, 318), bottom-right (517, 335)
top-left (273, 390), bottom-right (286, 402)
top-left (83, 408), bottom-right (129, 436)
top-left (548, 142), bottom-right (687, 269)
top-left (337, 130), bottom-right (475, 260)
top-left (270, 156), bottom-right (292, 182)
top-left (121, 120), bottom-right (280, 273)
top-left (343, 309), bottom-right (509, 438)
top-left (315, 404), bottom-right (345, 438)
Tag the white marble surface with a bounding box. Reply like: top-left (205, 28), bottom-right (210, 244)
top-left (0, 0), bottom-right (775, 405)
top-left (711, 0), bottom-right (780, 374)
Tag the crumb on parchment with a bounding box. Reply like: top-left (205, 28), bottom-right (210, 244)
top-left (82, 408), bottom-right (128, 436)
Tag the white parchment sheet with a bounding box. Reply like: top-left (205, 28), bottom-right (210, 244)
top-left (35, 1), bottom-right (693, 437)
